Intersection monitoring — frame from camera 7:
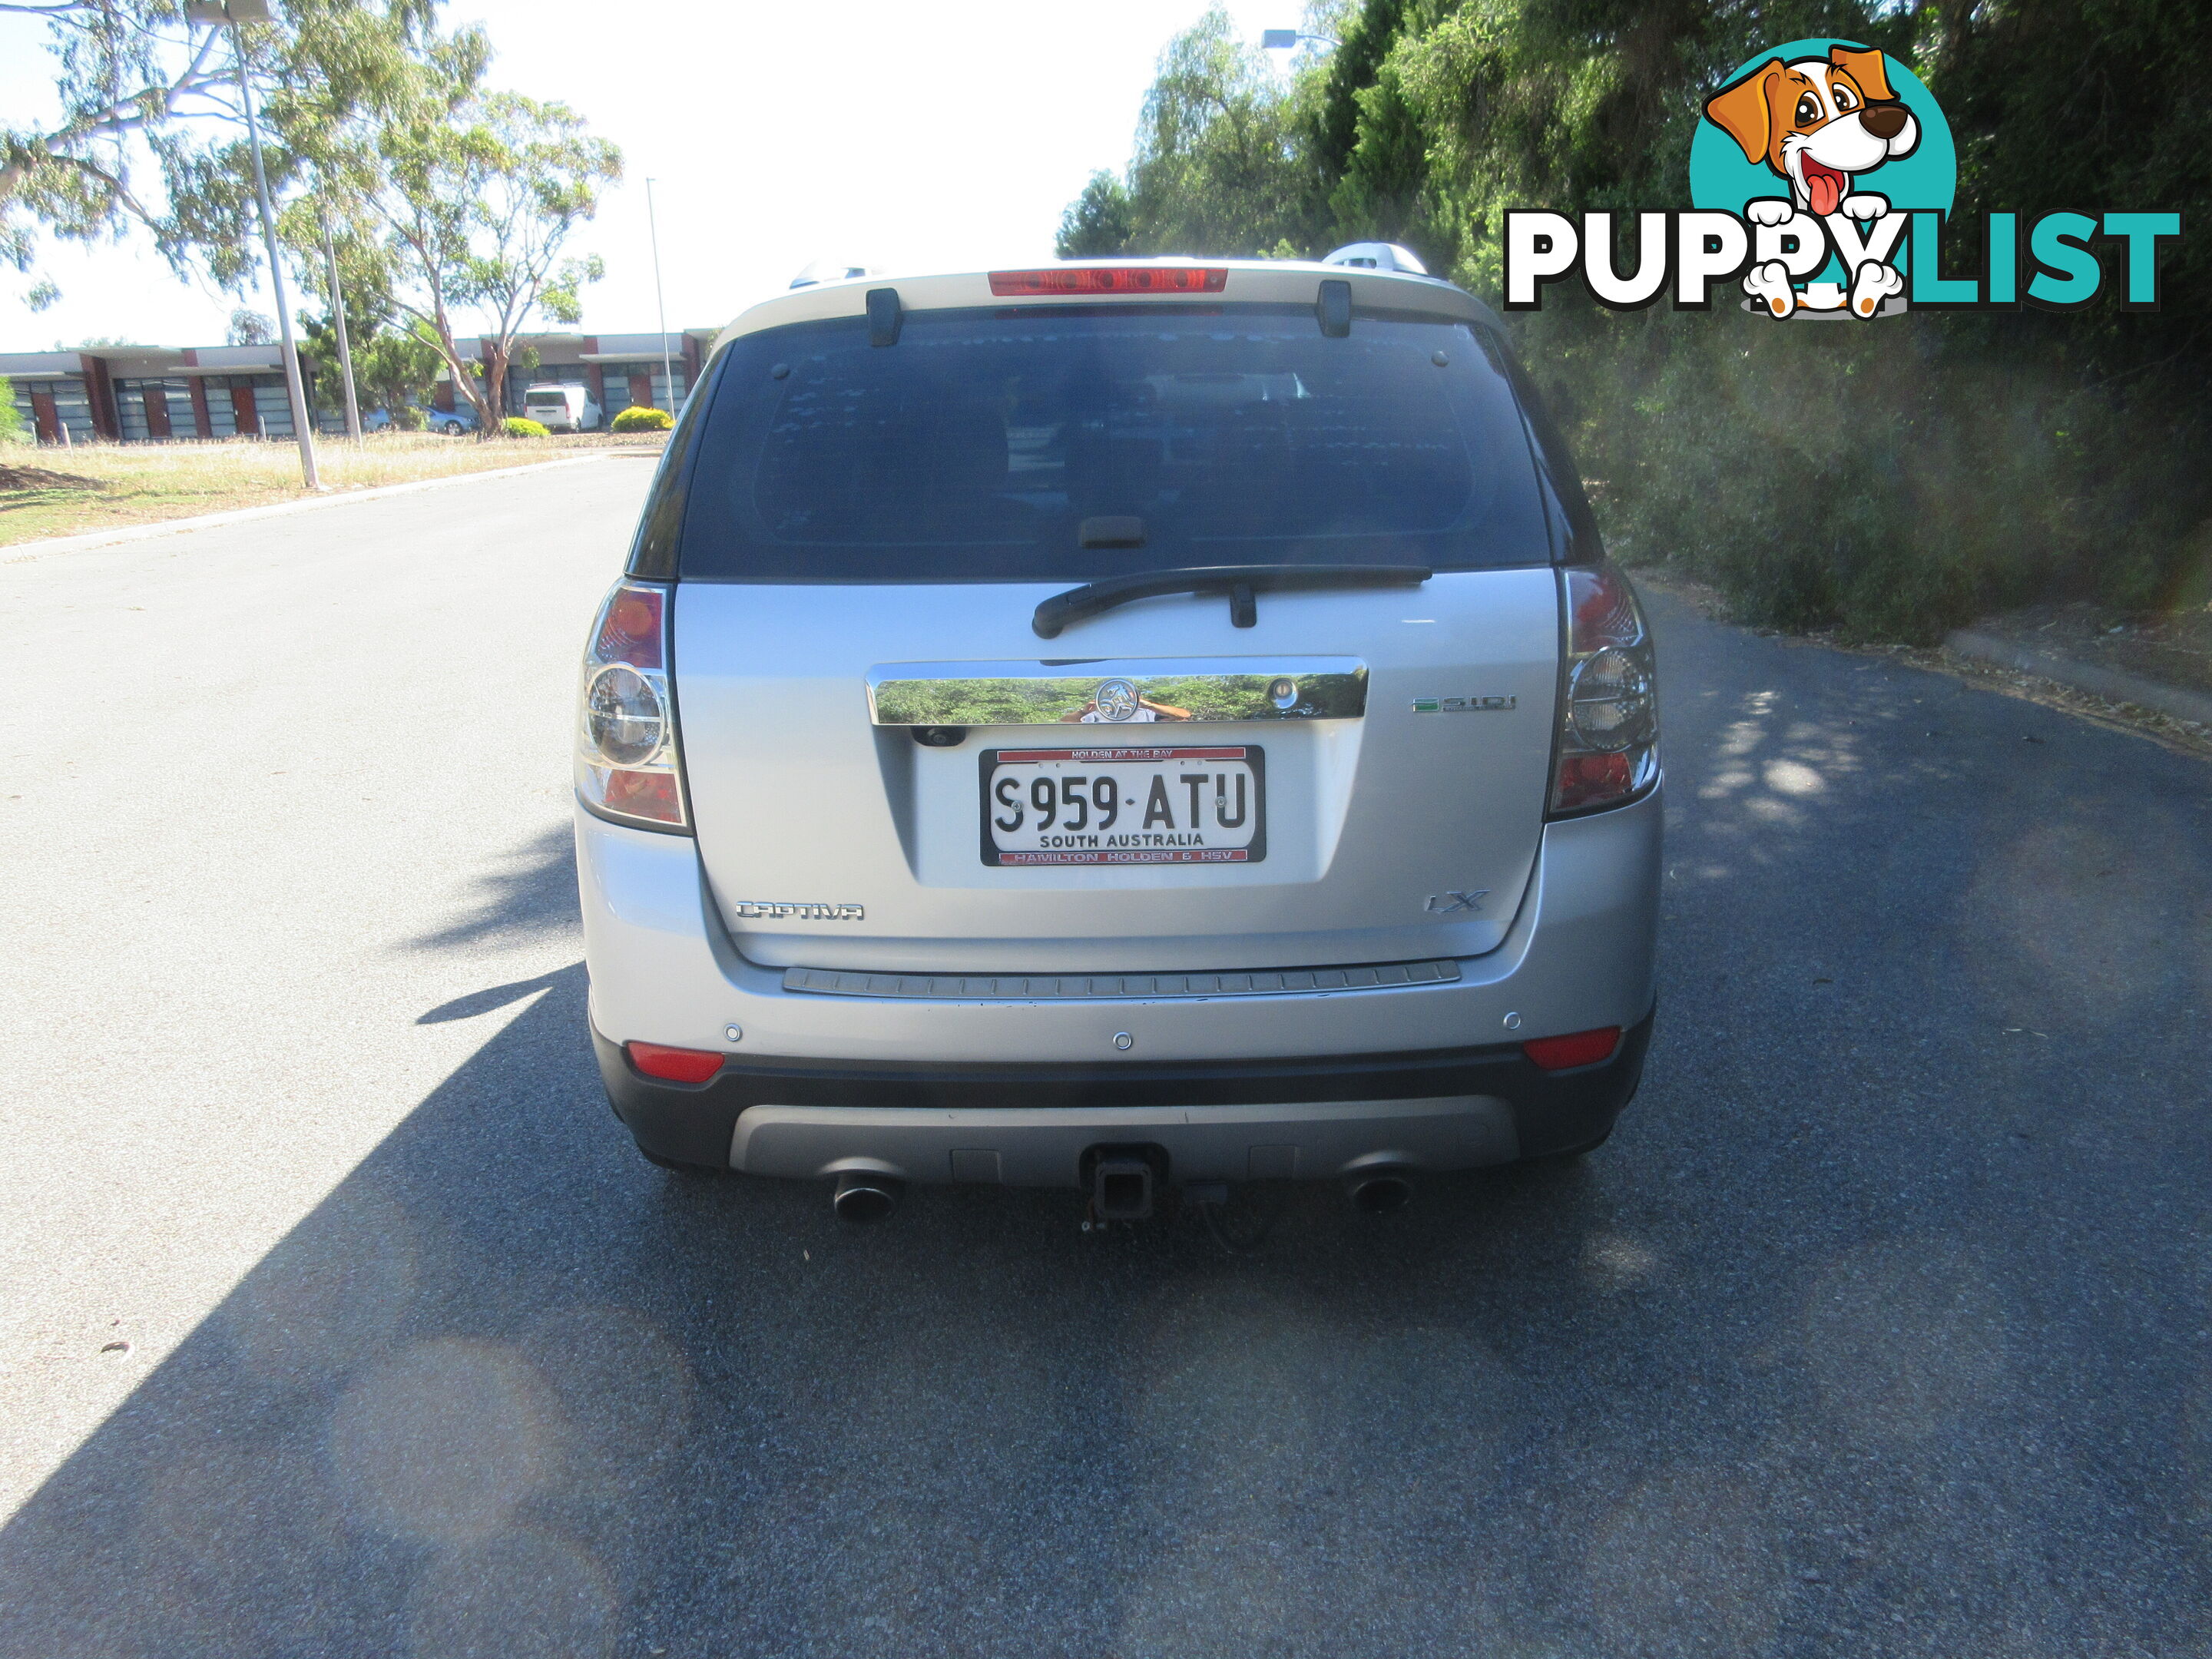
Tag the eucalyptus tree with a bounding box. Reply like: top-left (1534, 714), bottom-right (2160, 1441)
top-left (1053, 7), bottom-right (1331, 263)
top-left (0, 0), bottom-right (440, 306)
top-left (439, 93), bottom-right (616, 422)
top-left (337, 82), bottom-right (619, 428)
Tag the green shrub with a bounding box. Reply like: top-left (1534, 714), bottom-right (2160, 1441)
top-left (1528, 295), bottom-right (2212, 643)
top-left (502, 416), bottom-right (550, 439)
top-left (611, 405), bottom-right (674, 432)
top-left (385, 404), bottom-right (427, 432)
top-left (0, 376), bottom-right (25, 445)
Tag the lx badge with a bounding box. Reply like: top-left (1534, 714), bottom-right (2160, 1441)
top-left (1426, 890), bottom-right (1488, 915)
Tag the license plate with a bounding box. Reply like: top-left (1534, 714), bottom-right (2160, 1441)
top-left (979, 746), bottom-right (1267, 866)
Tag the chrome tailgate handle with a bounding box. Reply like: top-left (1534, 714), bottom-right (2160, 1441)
top-left (867, 658), bottom-right (1368, 725)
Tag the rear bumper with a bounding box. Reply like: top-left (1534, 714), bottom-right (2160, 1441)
top-left (592, 1010), bottom-right (1650, 1180)
top-left (576, 785), bottom-right (1661, 1065)
top-left (578, 783), bottom-right (1661, 1181)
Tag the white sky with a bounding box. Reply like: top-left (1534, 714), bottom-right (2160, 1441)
top-left (2, 0), bottom-right (1306, 350)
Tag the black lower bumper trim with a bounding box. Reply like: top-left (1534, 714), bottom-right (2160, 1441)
top-left (594, 1010), bottom-right (1652, 1173)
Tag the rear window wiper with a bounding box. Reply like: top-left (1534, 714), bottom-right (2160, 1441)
top-left (1032, 564), bottom-right (1432, 639)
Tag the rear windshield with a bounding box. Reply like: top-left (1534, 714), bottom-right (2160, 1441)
top-left (674, 303), bottom-right (1555, 582)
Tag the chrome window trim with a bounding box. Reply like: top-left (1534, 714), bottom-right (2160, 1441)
top-left (866, 657), bottom-right (1367, 725)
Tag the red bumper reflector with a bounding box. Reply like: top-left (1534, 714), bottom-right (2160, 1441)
top-left (1522, 1026), bottom-right (1622, 1071)
top-left (626, 1041), bottom-right (725, 1083)
top-left (989, 267), bottom-right (1228, 297)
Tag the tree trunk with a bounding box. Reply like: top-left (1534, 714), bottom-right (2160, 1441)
top-left (422, 334), bottom-right (495, 435)
top-left (483, 343), bottom-right (510, 431)
top-left (416, 299), bottom-right (497, 435)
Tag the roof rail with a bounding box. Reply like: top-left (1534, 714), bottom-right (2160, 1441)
top-left (790, 258), bottom-right (884, 290)
top-left (1321, 242), bottom-right (1429, 276)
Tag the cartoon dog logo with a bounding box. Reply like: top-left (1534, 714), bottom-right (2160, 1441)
top-left (1704, 45), bottom-right (1920, 319)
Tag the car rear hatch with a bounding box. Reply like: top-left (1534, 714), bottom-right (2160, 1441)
top-left (661, 268), bottom-right (1572, 976)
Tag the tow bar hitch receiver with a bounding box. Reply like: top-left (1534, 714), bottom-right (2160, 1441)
top-left (1084, 1145), bottom-right (1163, 1221)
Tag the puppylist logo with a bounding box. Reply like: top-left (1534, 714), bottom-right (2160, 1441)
top-left (1505, 38), bottom-right (2181, 320)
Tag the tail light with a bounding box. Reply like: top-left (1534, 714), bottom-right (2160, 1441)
top-left (577, 580), bottom-right (688, 831)
top-left (1549, 564), bottom-right (1658, 815)
top-left (988, 267), bottom-right (1227, 296)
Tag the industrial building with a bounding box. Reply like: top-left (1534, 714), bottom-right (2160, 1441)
top-left (3, 328), bottom-right (716, 443)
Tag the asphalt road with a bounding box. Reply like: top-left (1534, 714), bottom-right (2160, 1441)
top-left (2, 459), bottom-right (2209, 1657)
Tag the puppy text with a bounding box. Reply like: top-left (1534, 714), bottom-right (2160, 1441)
top-left (1504, 209), bottom-right (2182, 315)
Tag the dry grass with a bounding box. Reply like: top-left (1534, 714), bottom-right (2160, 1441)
top-left (0, 431), bottom-right (666, 548)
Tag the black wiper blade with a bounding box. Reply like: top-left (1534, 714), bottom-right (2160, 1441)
top-left (1031, 563), bottom-right (1431, 639)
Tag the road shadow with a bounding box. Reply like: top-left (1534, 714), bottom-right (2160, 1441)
top-left (0, 962), bottom-right (1653, 1657)
top-left (407, 823), bottom-right (579, 955)
top-left (417, 969), bottom-right (571, 1025)
top-left (4, 598), bottom-right (2211, 1656)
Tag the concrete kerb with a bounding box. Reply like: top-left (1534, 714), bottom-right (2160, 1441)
top-left (1948, 628), bottom-right (2212, 731)
top-left (1, 452), bottom-right (628, 565)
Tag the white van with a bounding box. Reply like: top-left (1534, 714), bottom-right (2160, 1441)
top-left (522, 383), bottom-right (601, 432)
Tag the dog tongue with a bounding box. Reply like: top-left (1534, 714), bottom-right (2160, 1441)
top-left (1806, 166), bottom-right (1843, 217)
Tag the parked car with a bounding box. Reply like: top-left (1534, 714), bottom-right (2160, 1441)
top-left (363, 399), bottom-right (480, 436)
top-left (522, 382), bottom-right (601, 433)
top-left (575, 256), bottom-right (1661, 1220)
top-left (426, 400), bottom-right (479, 437)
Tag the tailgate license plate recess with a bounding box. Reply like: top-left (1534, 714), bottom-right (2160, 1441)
top-left (980, 747), bottom-right (1266, 866)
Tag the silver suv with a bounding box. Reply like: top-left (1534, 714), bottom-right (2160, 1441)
top-left (574, 258), bottom-right (1660, 1219)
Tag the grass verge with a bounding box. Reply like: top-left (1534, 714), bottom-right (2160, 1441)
top-left (0, 432), bottom-right (666, 548)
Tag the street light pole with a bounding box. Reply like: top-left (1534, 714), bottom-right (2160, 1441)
top-left (190, 0), bottom-right (319, 487)
top-left (322, 214), bottom-right (362, 441)
top-left (646, 177), bottom-right (674, 412)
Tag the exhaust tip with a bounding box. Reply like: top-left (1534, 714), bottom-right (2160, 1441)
top-left (1349, 1174), bottom-right (1413, 1215)
top-left (833, 1171), bottom-right (902, 1223)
